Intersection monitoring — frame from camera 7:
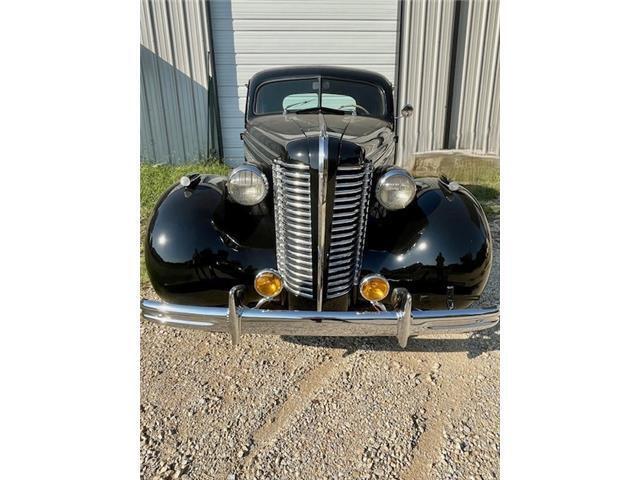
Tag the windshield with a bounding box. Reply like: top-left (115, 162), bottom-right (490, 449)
top-left (253, 77), bottom-right (386, 118)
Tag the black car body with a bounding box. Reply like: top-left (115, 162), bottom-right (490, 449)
top-left (141, 67), bottom-right (498, 347)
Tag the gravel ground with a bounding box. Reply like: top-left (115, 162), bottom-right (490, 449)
top-left (141, 217), bottom-right (500, 480)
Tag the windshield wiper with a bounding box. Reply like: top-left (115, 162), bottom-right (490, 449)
top-left (320, 106), bottom-right (350, 115)
top-left (287, 106), bottom-right (320, 114)
top-left (336, 104), bottom-right (371, 115)
top-left (291, 106), bottom-right (348, 115)
top-left (283, 99), bottom-right (317, 114)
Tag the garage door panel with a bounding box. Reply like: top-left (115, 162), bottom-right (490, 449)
top-left (214, 0), bottom-right (397, 19)
top-left (222, 129), bottom-right (244, 150)
top-left (217, 85), bottom-right (247, 99)
top-left (213, 31), bottom-right (397, 54)
top-left (223, 148), bottom-right (246, 166)
top-left (212, 19), bottom-right (397, 32)
top-left (214, 53), bottom-right (397, 66)
top-left (221, 115), bottom-right (245, 130)
top-left (220, 97), bottom-right (247, 116)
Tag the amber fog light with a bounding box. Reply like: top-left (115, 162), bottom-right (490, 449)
top-left (359, 274), bottom-right (390, 302)
top-left (254, 269), bottom-right (283, 298)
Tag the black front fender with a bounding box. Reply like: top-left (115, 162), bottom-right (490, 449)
top-left (362, 177), bottom-right (492, 309)
top-left (145, 174), bottom-right (277, 306)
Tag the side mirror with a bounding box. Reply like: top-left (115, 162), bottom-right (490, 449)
top-left (400, 104), bottom-right (414, 118)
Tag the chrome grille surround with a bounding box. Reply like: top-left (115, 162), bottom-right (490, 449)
top-left (326, 162), bottom-right (373, 299)
top-left (273, 160), bottom-right (314, 298)
top-left (273, 159), bottom-right (373, 304)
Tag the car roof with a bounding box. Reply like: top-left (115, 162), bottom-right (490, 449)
top-left (247, 66), bottom-right (393, 90)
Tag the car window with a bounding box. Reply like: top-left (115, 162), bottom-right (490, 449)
top-left (254, 78), bottom-right (386, 118)
top-left (321, 79), bottom-right (385, 117)
top-left (255, 79), bottom-right (318, 114)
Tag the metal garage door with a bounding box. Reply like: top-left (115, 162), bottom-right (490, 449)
top-left (210, 0), bottom-right (399, 165)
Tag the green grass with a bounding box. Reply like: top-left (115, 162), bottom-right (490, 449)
top-left (140, 162), bottom-right (229, 223)
top-left (413, 153), bottom-right (500, 217)
top-left (140, 162), bottom-right (229, 286)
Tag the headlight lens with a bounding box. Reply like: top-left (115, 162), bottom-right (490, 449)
top-left (375, 169), bottom-right (416, 210)
top-left (227, 164), bottom-right (269, 206)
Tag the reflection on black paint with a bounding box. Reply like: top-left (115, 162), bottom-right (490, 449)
top-left (145, 178), bottom-right (277, 306)
top-left (362, 178), bottom-right (492, 309)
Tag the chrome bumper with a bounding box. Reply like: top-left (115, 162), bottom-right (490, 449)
top-left (140, 286), bottom-right (499, 348)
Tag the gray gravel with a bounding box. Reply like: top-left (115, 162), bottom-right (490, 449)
top-left (141, 217), bottom-right (500, 480)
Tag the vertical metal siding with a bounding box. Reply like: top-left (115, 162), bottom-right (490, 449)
top-left (396, 0), bottom-right (457, 171)
top-left (450, 0), bottom-right (499, 154)
top-left (140, 0), bottom-right (214, 164)
top-left (396, 0), bottom-right (500, 169)
top-left (211, 0), bottom-right (399, 166)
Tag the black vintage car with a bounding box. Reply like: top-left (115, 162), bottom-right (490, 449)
top-left (141, 66), bottom-right (498, 347)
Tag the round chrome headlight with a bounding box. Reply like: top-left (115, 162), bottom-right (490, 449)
top-left (375, 169), bottom-right (416, 210)
top-left (227, 164), bottom-right (269, 206)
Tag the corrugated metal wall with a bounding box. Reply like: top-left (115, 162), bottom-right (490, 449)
top-left (140, 0), bottom-right (217, 164)
top-left (396, 0), bottom-right (499, 170)
top-left (210, 0), bottom-right (399, 165)
top-left (395, 0), bottom-right (457, 167)
top-left (448, 0), bottom-right (499, 154)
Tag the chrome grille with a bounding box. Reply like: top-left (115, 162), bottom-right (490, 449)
top-left (273, 160), bottom-right (373, 302)
top-left (327, 163), bottom-right (373, 299)
top-left (273, 160), bottom-right (314, 298)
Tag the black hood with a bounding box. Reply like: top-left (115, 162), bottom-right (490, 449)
top-left (244, 113), bottom-right (394, 169)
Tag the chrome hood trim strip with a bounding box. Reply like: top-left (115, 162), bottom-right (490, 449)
top-left (316, 113), bottom-right (329, 311)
